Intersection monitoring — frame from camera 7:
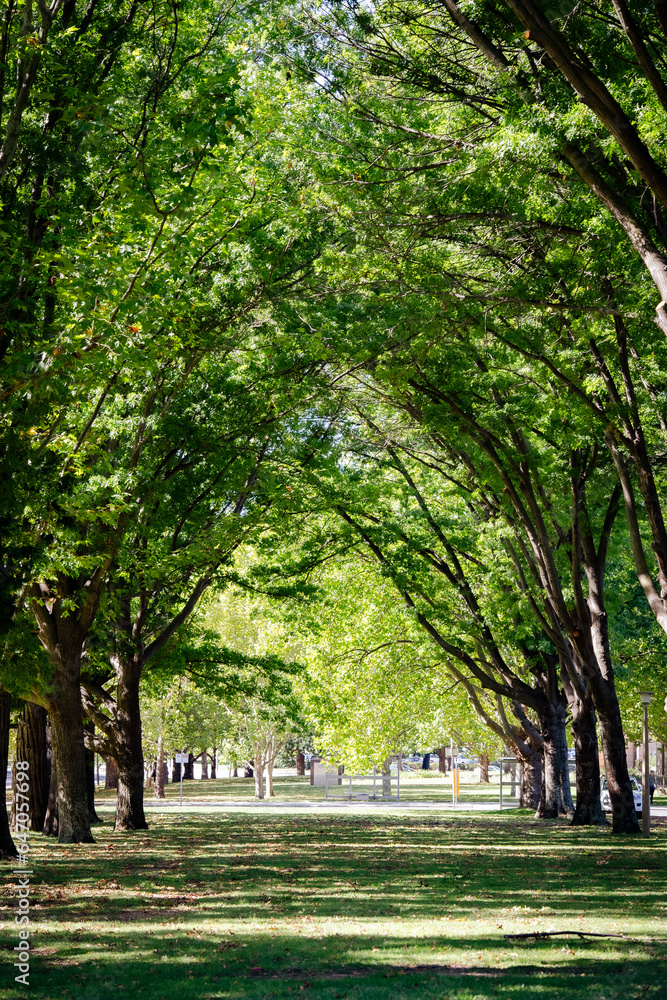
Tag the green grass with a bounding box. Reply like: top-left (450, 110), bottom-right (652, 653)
top-left (92, 772), bottom-right (516, 806)
top-left (2, 806), bottom-right (666, 1000)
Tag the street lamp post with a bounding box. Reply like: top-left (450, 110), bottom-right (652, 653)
top-left (639, 692), bottom-right (654, 838)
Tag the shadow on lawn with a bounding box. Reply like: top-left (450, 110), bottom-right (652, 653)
top-left (24, 933), bottom-right (660, 1000)
top-left (6, 813), bottom-right (665, 999)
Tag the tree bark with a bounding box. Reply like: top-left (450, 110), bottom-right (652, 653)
top-left (512, 739), bottom-right (542, 810)
top-left (112, 661), bottom-right (147, 831)
top-left (154, 732), bottom-right (166, 799)
top-left (435, 747), bottom-right (448, 773)
top-left (568, 689), bottom-right (605, 826)
top-left (84, 722), bottom-right (100, 824)
top-left (382, 757), bottom-right (392, 796)
top-left (479, 751), bottom-right (489, 783)
top-left (201, 749), bottom-right (209, 779)
top-left (535, 700), bottom-right (574, 818)
top-left (0, 687), bottom-right (17, 858)
top-left (47, 642), bottom-right (94, 843)
top-left (42, 725), bottom-right (58, 837)
top-left (253, 759), bottom-right (265, 799)
top-left (296, 750), bottom-right (305, 776)
top-left (183, 753), bottom-right (194, 780)
top-left (13, 702), bottom-right (48, 832)
top-left (104, 756), bottom-right (119, 789)
top-left (597, 687), bottom-right (641, 833)
top-left (210, 747), bottom-right (217, 779)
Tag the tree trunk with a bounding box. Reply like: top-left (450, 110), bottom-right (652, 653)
top-left (244, 765), bottom-right (253, 778)
top-left (510, 737), bottom-right (543, 810)
top-left (597, 690), bottom-right (641, 833)
top-left (569, 691), bottom-right (605, 826)
top-left (183, 753), bottom-right (194, 780)
top-left (382, 757), bottom-right (392, 796)
top-left (84, 723), bottom-right (100, 824)
top-left (201, 749), bottom-right (209, 779)
top-left (435, 747), bottom-right (448, 773)
top-left (254, 761), bottom-right (265, 799)
top-left (535, 700), bottom-right (574, 818)
top-left (479, 751), bottom-right (489, 783)
top-left (42, 726), bottom-right (58, 837)
top-left (154, 733), bottom-right (166, 799)
top-left (0, 687), bottom-right (17, 858)
top-left (112, 663), bottom-right (148, 831)
top-left (104, 756), bottom-right (119, 789)
top-left (14, 702), bottom-right (48, 832)
top-left (210, 747), bottom-right (217, 779)
top-left (172, 760), bottom-right (182, 783)
top-left (296, 750), bottom-right (305, 776)
top-left (48, 651), bottom-right (94, 843)
top-left (267, 757), bottom-right (275, 797)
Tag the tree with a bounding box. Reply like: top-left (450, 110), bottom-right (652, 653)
top-left (1, 0), bottom-right (334, 842)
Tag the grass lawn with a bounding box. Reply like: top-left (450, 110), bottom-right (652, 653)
top-left (2, 800), bottom-right (666, 1000)
top-left (89, 772), bottom-right (514, 805)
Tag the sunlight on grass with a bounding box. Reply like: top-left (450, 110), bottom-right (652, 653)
top-left (2, 811), bottom-right (664, 1000)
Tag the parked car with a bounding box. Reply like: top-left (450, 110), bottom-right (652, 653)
top-left (600, 776), bottom-right (642, 817)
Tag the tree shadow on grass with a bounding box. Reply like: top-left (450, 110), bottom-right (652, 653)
top-left (5, 812), bottom-right (665, 1000)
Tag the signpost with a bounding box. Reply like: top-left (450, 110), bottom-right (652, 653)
top-left (174, 752), bottom-right (188, 807)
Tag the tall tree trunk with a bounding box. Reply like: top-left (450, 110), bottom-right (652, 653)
top-left (154, 732), bottom-right (166, 800)
top-left (104, 756), bottom-right (119, 789)
top-left (210, 747), bottom-right (216, 779)
top-left (183, 753), bottom-right (194, 780)
top-left (568, 688), bottom-right (605, 826)
top-left (0, 687), bottom-right (17, 858)
top-left (253, 758), bottom-right (265, 799)
top-left (382, 757), bottom-right (392, 796)
top-left (84, 722), bottom-right (100, 824)
top-left (296, 750), bottom-right (305, 776)
top-left (48, 650), bottom-right (94, 843)
top-left (509, 736), bottom-right (543, 810)
top-left (201, 749), bottom-right (209, 779)
top-left (42, 726), bottom-right (58, 837)
top-left (596, 686), bottom-right (641, 833)
top-left (14, 702), bottom-right (48, 832)
top-left (535, 700), bottom-right (574, 818)
top-left (479, 751), bottom-right (489, 783)
top-left (267, 756), bottom-right (275, 797)
top-left (435, 747), bottom-right (448, 773)
top-left (112, 661), bottom-right (147, 831)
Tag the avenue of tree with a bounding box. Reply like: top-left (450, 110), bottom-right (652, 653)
top-left (2, 0), bottom-right (667, 854)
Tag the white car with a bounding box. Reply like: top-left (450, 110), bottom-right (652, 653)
top-left (600, 776), bottom-right (642, 816)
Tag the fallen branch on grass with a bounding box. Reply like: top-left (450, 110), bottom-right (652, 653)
top-left (504, 931), bottom-right (628, 941)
